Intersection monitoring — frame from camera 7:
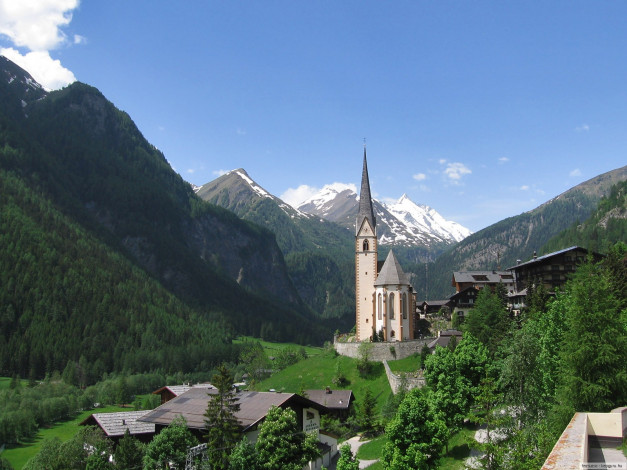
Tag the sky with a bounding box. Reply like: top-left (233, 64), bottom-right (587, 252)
top-left (1, 1), bottom-right (626, 232)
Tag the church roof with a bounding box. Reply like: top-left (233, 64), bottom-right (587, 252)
top-left (374, 250), bottom-right (410, 286)
top-left (356, 147), bottom-right (376, 235)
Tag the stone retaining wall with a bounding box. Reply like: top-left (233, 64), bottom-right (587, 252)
top-left (383, 360), bottom-right (425, 394)
top-left (333, 337), bottom-right (433, 361)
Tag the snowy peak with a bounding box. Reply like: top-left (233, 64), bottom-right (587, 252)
top-left (296, 184), bottom-right (471, 247)
top-left (297, 183), bottom-right (358, 223)
top-left (196, 168), bottom-right (307, 219)
top-left (385, 195), bottom-right (472, 244)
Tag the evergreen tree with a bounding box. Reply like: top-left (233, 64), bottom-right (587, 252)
top-left (464, 287), bottom-right (511, 355)
top-left (204, 364), bottom-right (241, 470)
top-left (357, 388), bottom-right (377, 436)
top-left (557, 259), bottom-right (627, 412)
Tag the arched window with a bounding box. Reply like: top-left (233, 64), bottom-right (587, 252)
top-left (377, 294), bottom-right (382, 320)
top-left (389, 293), bottom-right (395, 320)
top-left (402, 293), bottom-right (408, 319)
top-left (363, 239), bottom-right (369, 251)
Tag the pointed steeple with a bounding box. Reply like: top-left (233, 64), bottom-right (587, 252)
top-left (356, 145), bottom-right (376, 235)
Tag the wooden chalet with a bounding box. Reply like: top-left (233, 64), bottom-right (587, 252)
top-left (509, 246), bottom-right (604, 294)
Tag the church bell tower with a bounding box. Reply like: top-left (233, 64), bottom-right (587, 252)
top-left (355, 146), bottom-right (378, 341)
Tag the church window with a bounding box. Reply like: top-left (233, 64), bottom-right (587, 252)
top-left (402, 293), bottom-right (407, 319)
top-left (363, 240), bottom-right (369, 251)
top-left (378, 294), bottom-right (382, 320)
top-left (389, 293), bottom-right (395, 320)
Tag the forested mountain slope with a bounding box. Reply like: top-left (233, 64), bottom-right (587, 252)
top-left (411, 166), bottom-right (627, 299)
top-left (197, 169), bottom-right (356, 323)
top-left (0, 57), bottom-right (328, 381)
top-left (543, 180), bottom-right (627, 254)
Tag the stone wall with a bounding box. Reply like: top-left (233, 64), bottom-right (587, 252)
top-left (383, 360), bottom-right (425, 394)
top-left (333, 337), bottom-right (433, 361)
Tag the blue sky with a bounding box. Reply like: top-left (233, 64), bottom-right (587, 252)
top-left (1, 1), bottom-right (626, 232)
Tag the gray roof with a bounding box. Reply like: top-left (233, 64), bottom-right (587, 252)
top-left (452, 271), bottom-right (513, 284)
top-left (81, 410), bottom-right (155, 437)
top-left (152, 383), bottom-right (215, 398)
top-left (139, 388), bottom-right (323, 431)
top-left (374, 250), bottom-right (410, 286)
top-left (507, 246), bottom-right (588, 270)
top-left (427, 330), bottom-right (463, 349)
top-left (356, 148), bottom-right (376, 235)
top-left (305, 390), bottom-right (354, 410)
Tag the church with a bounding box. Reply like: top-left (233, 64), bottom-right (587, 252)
top-left (355, 148), bottom-right (417, 342)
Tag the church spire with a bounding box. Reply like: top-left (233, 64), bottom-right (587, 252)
top-left (356, 144), bottom-right (376, 235)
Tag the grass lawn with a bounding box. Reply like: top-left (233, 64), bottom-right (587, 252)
top-left (387, 354), bottom-right (422, 373)
top-left (0, 377), bottom-right (28, 390)
top-left (233, 336), bottom-right (324, 358)
top-left (354, 423), bottom-right (475, 469)
top-left (437, 423), bottom-right (477, 470)
top-left (2, 405), bottom-right (128, 470)
top-left (356, 434), bottom-right (388, 460)
top-left (256, 351), bottom-right (392, 411)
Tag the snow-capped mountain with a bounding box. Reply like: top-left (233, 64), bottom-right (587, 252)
top-left (296, 184), bottom-right (472, 247)
top-left (385, 194), bottom-right (471, 244)
top-left (195, 169), bottom-right (308, 220)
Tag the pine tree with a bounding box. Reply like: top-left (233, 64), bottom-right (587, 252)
top-left (204, 364), bottom-right (241, 470)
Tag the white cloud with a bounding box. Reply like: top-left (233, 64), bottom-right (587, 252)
top-left (413, 172), bottom-right (427, 181)
top-left (73, 34), bottom-right (85, 45)
top-left (569, 168), bottom-right (582, 177)
top-left (443, 162), bottom-right (471, 183)
top-left (0, 0), bottom-right (81, 90)
top-left (1, 47), bottom-right (75, 90)
top-left (280, 184), bottom-right (319, 207)
top-left (236, 127), bottom-right (246, 135)
top-left (186, 169), bottom-right (195, 174)
top-left (575, 124), bottom-right (590, 132)
top-left (212, 169), bottom-right (230, 177)
top-left (520, 185), bottom-right (529, 190)
top-left (438, 158), bottom-right (447, 165)
top-left (498, 157), bottom-right (509, 164)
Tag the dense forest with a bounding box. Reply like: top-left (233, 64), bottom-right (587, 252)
top-left (0, 59), bottom-right (329, 383)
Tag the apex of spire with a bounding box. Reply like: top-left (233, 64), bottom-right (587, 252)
top-left (356, 146), bottom-right (376, 235)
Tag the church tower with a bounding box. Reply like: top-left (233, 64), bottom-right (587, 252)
top-left (355, 146), bottom-right (378, 341)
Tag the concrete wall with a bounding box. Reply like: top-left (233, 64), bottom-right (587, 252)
top-left (334, 337), bottom-right (433, 361)
top-left (383, 360), bottom-right (425, 394)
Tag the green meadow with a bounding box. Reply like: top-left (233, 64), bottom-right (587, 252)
top-left (1, 405), bottom-right (128, 470)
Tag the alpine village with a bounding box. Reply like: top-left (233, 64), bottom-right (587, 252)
top-left (1, 55), bottom-right (626, 470)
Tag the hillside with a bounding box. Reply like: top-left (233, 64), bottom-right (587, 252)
top-left (543, 180), bottom-right (627, 254)
top-left (197, 169), bottom-right (356, 323)
top-left (412, 165), bottom-right (627, 299)
top-left (0, 57), bottom-right (329, 380)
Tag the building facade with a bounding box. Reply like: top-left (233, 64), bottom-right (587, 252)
top-left (355, 149), bottom-right (416, 342)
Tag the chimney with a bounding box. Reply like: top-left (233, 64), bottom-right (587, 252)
top-left (533, 251), bottom-right (537, 259)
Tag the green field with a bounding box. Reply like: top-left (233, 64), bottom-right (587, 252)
top-left (234, 336), bottom-right (324, 358)
top-left (255, 349), bottom-right (392, 410)
top-left (387, 354), bottom-right (422, 373)
top-left (1, 405), bottom-right (128, 470)
top-left (0, 377), bottom-right (28, 390)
